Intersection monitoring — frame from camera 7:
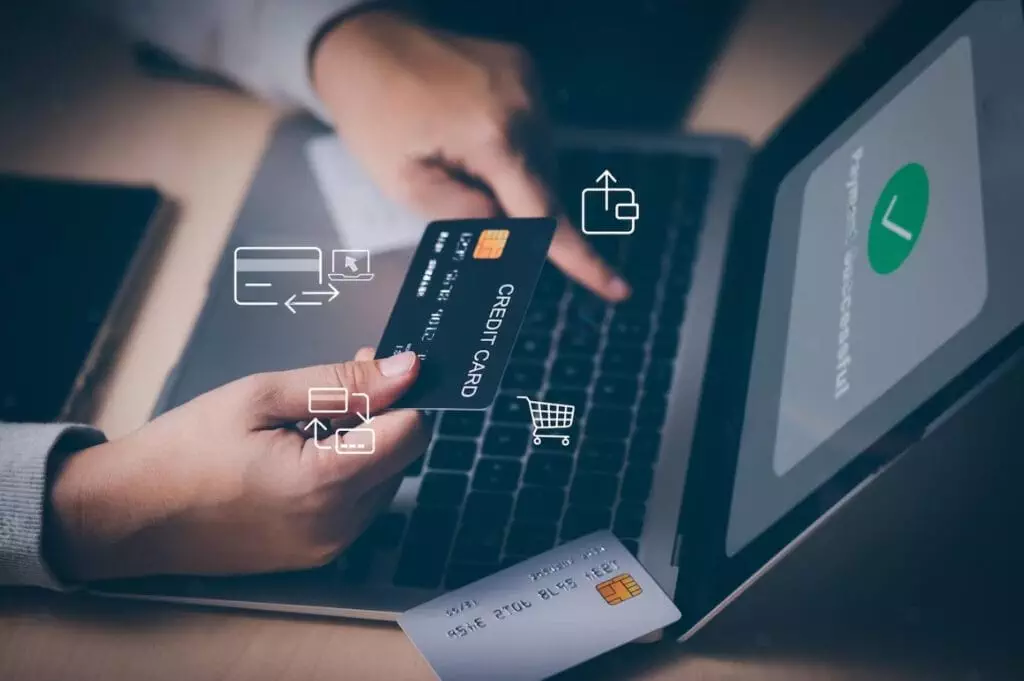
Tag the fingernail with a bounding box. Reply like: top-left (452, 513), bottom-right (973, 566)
top-left (378, 351), bottom-right (416, 377)
top-left (608, 276), bottom-right (631, 299)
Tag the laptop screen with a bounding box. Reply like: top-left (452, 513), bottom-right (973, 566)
top-left (676, 0), bottom-right (1024, 633)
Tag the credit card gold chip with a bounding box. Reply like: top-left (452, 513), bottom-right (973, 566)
top-left (596, 573), bottom-right (642, 605)
top-left (473, 229), bottom-right (510, 259)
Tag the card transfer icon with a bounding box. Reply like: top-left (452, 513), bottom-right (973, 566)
top-left (473, 229), bottom-right (509, 259)
top-left (596, 573), bottom-right (643, 605)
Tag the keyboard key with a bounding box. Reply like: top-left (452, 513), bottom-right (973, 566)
top-left (550, 357), bottom-right (593, 387)
top-left (403, 454), bottom-right (425, 477)
top-left (418, 472), bottom-right (469, 507)
top-left (608, 313), bottom-right (650, 345)
top-left (621, 465), bottom-right (654, 501)
top-left (524, 454), bottom-right (572, 487)
top-left (481, 426), bottom-right (530, 458)
top-left (394, 508), bottom-right (457, 588)
top-left (473, 458), bottom-right (522, 492)
top-left (653, 324), bottom-right (680, 351)
top-left (652, 335), bottom-right (680, 359)
top-left (593, 376), bottom-right (638, 406)
top-left (464, 491), bottom-right (514, 521)
top-left (514, 486), bottom-right (565, 521)
top-left (613, 501), bottom-right (646, 539)
top-left (559, 327), bottom-right (599, 355)
top-left (534, 264), bottom-right (566, 299)
top-left (659, 292), bottom-right (686, 327)
top-left (560, 506), bottom-right (612, 540)
top-left (635, 395), bottom-right (669, 429)
top-left (644, 361), bottom-right (674, 394)
top-left (491, 393), bottom-right (530, 424)
top-left (543, 388), bottom-right (587, 410)
top-left (452, 522), bottom-right (506, 563)
top-left (445, 562), bottom-right (501, 589)
top-left (570, 473), bottom-right (619, 508)
top-left (406, 506), bottom-right (458, 545)
top-left (665, 264), bottom-right (692, 294)
top-left (584, 408), bottom-right (632, 439)
top-left (364, 512), bottom-right (406, 550)
top-left (393, 550), bottom-right (447, 589)
top-left (601, 346), bottom-right (644, 374)
top-left (513, 334), bottom-right (551, 361)
top-left (439, 411), bottom-right (485, 437)
top-left (501, 363), bottom-right (544, 391)
top-left (628, 432), bottom-right (662, 463)
top-left (577, 439), bottom-right (626, 473)
top-left (565, 290), bottom-right (608, 328)
top-left (523, 303), bottom-right (559, 329)
top-left (505, 522), bottom-right (557, 557)
top-left (429, 439), bottom-right (477, 471)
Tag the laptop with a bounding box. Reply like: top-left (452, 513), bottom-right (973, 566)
top-left (96, 0), bottom-right (1024, 643)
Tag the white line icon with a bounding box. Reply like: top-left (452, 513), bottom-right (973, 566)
top-left (334, 427), bottom-right (376, 455)
top-left (518, 396), bottom-right (576, 447)
top-left (233, 246), bottom-right (356, 312)
top-left (308, 387), bottom-right (350, 414)
top-left (306, 386), bottom-right (375, 454)
top-left (234, 246), bottom-right (322, 307)
top-left (581, 170), bottom-right (639, 236)
top-left (880, 195), bottom-right (914, 241)
top-left (329, 249), bottom-right (375, 282)
top-left (303, 418), bottom-right (334, 450)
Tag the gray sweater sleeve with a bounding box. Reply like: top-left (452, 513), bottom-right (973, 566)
top-left (81, 0), bottom-right (371, 123)
top-left (0, 423), bottom-right (107, 589)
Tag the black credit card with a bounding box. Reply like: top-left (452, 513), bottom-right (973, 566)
top-left (376, 218), bottom-right (557, 409)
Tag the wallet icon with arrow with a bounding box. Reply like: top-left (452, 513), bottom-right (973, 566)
top-left (581, 170), bottom-right (640, 236)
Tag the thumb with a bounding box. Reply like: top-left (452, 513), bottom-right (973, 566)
top-left (245, 351), bottom-right (419, 428)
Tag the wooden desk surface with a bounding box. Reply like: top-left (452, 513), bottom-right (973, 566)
top-left (17, 2), bottom-right (1013, 680)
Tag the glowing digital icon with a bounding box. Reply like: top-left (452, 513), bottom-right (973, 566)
top-left (302, 417), bottom-right (334, 451)
top-left (304, 386), bottom-right (375, 455)
top-left (329, 249), bottom-right (374, 282)
top-left (472, 229), bottom-right (509, 259)
top-left (596, 573), bottom-right (643, 605)
top-left (233, 245), bottom-right (343, 312)
top-left (518, 396), bottom-right (575, 447)
top-left (581, 170), bottom-right (639, 236)
top-left (308, 387), bottom-right (349, 414)
top-left (334, 427), bottom-right (376, 455)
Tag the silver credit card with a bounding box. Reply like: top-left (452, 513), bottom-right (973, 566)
top-left (398, 532), bottom-right (681, 681)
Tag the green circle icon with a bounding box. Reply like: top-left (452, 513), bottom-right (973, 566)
top-left (868, 163), bottom-right (929, 274)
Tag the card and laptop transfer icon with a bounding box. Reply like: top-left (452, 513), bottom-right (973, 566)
top-left (329, 249), bottom-right (374, 282)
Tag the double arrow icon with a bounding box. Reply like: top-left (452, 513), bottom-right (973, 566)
top-left (284, 284), bottom-right (340, 314)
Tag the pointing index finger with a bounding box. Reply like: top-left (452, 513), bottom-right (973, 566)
top-left (484, 153), bottom-right (630, 302)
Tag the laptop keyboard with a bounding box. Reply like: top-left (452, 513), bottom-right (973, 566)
top-left (341, 147), bottom-right (715, 590)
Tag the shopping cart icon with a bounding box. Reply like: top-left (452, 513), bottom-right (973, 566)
top-left (518, 396), bottom-right (576, 447)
